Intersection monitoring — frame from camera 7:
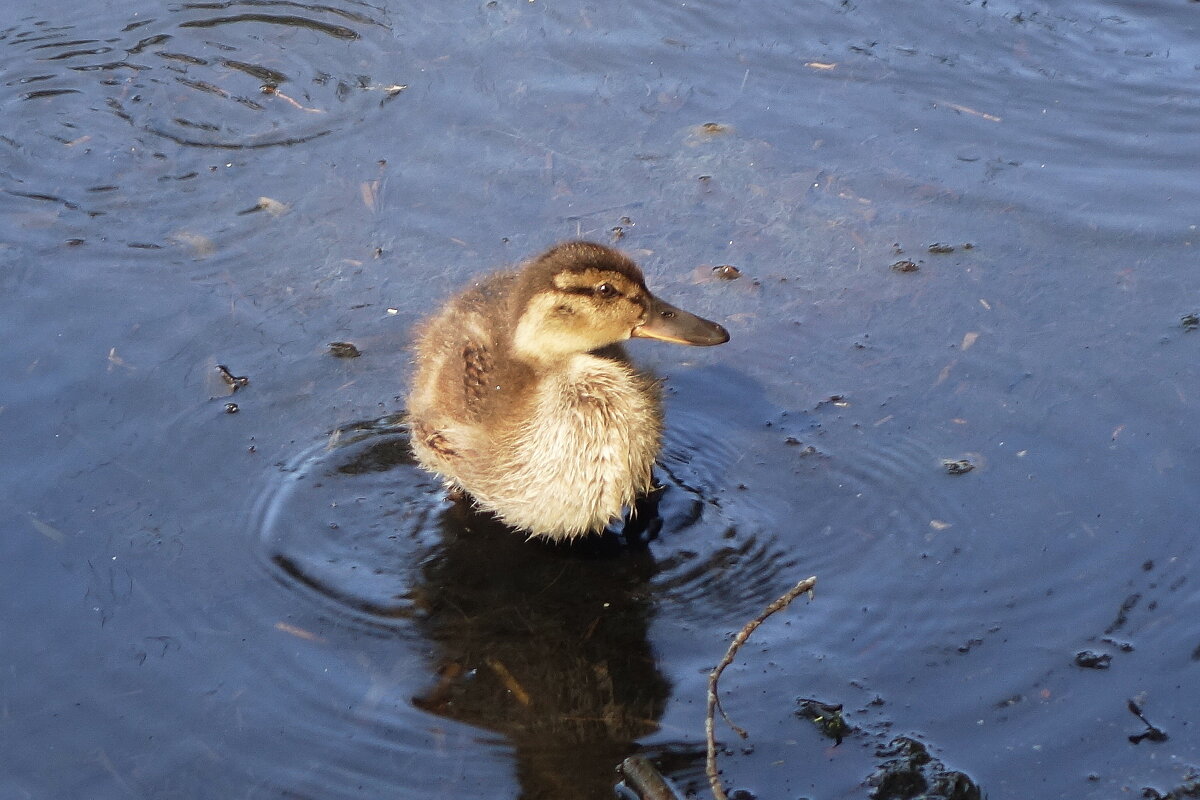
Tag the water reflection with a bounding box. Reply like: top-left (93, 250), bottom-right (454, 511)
top-left (261, 419), bottom-right (675, 798)
top-left (256, 391), bottom-right (795, 797)
top-left (412, 505), bottom-right (669, 800)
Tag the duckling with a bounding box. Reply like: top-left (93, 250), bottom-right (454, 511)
top-left (407, 241), bottom-right (729, 540)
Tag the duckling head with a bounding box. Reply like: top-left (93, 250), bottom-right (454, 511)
top-left (512, 241), bottom-right (729, 364)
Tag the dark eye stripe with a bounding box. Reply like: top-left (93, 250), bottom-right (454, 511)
top-left (560, 284), bottom-right (624, 299)
top-left (560, 286), bottom-right (599, 297)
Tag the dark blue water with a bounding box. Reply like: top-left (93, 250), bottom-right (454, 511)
top-left (3, 1), bottom-right (1199, 798)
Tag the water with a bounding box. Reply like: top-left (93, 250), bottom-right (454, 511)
top-left (2, 1), bottom-right (1199, 798)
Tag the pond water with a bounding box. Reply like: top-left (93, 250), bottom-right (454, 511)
top-left (3, 1), bottom-right (1199, 798)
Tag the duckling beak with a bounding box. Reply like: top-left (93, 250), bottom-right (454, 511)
top-left (632, 295), bottom-right (730, 346)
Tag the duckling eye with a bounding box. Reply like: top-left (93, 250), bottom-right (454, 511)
top-left (595, 282), bottom-right (619, 299)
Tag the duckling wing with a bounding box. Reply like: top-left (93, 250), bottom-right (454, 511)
top-left (410, 311), bottom-right (496, 424)
top-left (408, 272), bottom-right (520, 463)
top-left (460, 341), bottom-right (494, 417)
top-left (407, 314), bottom-right (496, 483)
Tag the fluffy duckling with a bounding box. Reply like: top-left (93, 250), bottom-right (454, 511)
top-left (407, 241), bottom-right (729, 540)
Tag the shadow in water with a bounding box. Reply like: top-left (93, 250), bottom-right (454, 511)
top-left (261, 416), bottom-right (682, 799)
top-left (412, 503), bottom-right (671, 800)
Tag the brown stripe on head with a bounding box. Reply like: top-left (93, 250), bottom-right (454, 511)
top-left (551, 267), bottom-right (645, 299)
top-left (524, 241), bottom-right (648, 291)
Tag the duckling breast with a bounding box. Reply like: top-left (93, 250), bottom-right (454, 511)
top-left (477, 354), bottom-right (662, 539)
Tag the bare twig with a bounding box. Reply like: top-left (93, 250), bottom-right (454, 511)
top-left (705, 576), bottom-right (818, 800)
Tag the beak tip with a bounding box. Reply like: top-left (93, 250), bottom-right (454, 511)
top-left (693, 325), bottom-right (730, 346)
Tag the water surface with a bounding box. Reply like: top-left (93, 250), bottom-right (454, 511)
top-left (3, 1), bottom-right (1199, 798)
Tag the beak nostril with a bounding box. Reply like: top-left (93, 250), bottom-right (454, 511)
top-left (660, 310), bottom-right (676, 319)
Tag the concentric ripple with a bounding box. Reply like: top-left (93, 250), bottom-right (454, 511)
top-left (256, 407), bottom-right (805, 630)
top-left (648, 409), bottom-right (805, 622)
top-left (1, 1), bottom-right (404, 251)
top-left (249, 405), bottom-right (805, 798)
top-left (255, 414), bottom-right (444, 631)
top-left (2, 2), bottom-right (399, 149)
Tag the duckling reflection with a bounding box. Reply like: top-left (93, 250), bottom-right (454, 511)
top-left (407, 241), bottom-right (729, 541)
top-left (411, 498), bottom-right (671, 800)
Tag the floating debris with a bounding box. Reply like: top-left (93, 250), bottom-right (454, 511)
top-left (783, 438), bottom-right (817, 456)
top-left (275, 621), bottom-right (323, 642)
top-left (328, 341), bottom-right (362, 358)
top-left (216, 364), bottom-right (249, 392)
top-left (868, 736), bottom-right (983, 800)
top-left (712, 264), bottom-right (742, 280)
top-left (1141, 775), bottom-right (1200, 800)
top-left (928, 243), bottom-right (956, 254)
top-left (939, 101), bottom-right (1001, 123)
top-left (1127, 699), bottom-right (1168, 744)
top-left (796, 698), bottom-right (851, 745)
top-left (1074, 650), bottom-right (1112, 670)
top-left (1181, 313), bottom-right (1199, 331)
top-left (27, 514), bottom-right (66, 543)
top-left (891, 259), bottom-right (920, 273)
top-left (169, 230), bottom-right (215, 257)
top-left (107, 347), bottom-right (134, 372)
top-left (239, 196), bottom-right (291, 216)
top-left (360, 180), bottom-right (380, 211)
top-left (943, 459), bottom-right (975, 475)
top-left (224, 402), bottom-right (239, 414)
top-left (817, 394), bottom-right (849, 408)
top-left (956, 637), bottom-right (984, 654)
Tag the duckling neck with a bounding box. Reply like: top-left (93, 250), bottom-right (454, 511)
top-left (509, 343), bottom-right (628, 376)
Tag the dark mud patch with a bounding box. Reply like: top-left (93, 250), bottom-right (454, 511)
top-left (1074, 649), bottom-right (1112, 670)
top-left (868, 736), bottom-right (982, 800)
top-left (327, 341), bottom-right (362, 358)
top-left (1141, 774), bottom-right (1200, 800)
top-left (657, 685), bottom-right (986, 800)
